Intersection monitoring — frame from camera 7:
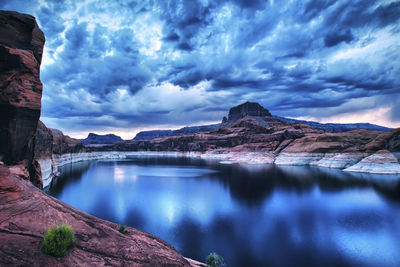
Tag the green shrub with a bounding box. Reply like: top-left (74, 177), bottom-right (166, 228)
top-left (42, 224), bottom-right (75, 257)
top-left (118, 224), bottom-right (126, 234)
top-left (206, 252), bottom-right (225, 267)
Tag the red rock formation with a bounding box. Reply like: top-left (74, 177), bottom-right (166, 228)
top-left (35, 121), bottom-right (85, 159)
top-left (50, 127), bottom-right (84, 154)
top-left (227, 101), bottom-right (271, 121)
top-left (0, 11), bottom-right (45, 187)
top-left (99, 111), bottom-right (399, 158)
top-left (0, 164), bottom-right (191, 266)
top-left (221, 101), bottom-right (272, 127)
top-left (34, 121), bottom-right (53, 159)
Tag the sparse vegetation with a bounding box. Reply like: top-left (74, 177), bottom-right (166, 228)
top-left (118, 224), bottom-right (126, 234)
top-left (42, 224), bottom-right (75, 257)
top-left (206, 252), bottom-right (225, 267)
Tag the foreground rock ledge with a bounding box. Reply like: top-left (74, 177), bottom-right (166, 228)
top-left (0, 164), bottom-right (194, 266)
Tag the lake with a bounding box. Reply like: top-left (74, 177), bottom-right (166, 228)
top-left (47, 156), bottom-right (400, 267)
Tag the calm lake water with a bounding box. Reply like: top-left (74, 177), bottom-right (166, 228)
top-left (48, 156), bottom-right (400, 267)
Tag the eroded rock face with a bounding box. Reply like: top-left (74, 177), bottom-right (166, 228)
top-left (34, 120), bottom-right (53, 159)
top-left (51, 127), bottom-right (83, 154)
top-left (344, 150), bottom-right (400, 174)
top-left (0, 164), bottom-right (191, 266)
top-left (0, 11), bottom-right (45, 187)
top-left (35, 121), bottom-right (85, 157)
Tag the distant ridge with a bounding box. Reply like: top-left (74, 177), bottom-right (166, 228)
top-left (132, 102), bottom-right (390, 140)
top-left (133, 124), bottom-right (220, 141)
top-left (274, 116), bottom-right (391, 133)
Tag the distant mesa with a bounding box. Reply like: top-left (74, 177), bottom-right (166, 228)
top-left (220, 101), bottom-right (390, 132)
top-left (81, 133), bottom-right (123, 146)
top-left (228, 101), bottom-right (271, 121)
top-left (134, 102), bottom-right (272, 141)
top-left (220, 101), bottom-right (389, 132)
top-left (221, 101), bottom-right (272, 127)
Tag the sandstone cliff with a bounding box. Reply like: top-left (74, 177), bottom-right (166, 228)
top-left (0, 11), bottom-right (196, 266)
top-left (0, 10), bottom-right (45, 188)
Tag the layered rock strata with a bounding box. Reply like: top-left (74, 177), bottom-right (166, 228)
top-left (0, 10), bottom-right (45, 188)
top-left (99, 114), bottom-right (400, 175)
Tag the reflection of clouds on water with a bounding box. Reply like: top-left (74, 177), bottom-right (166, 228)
top-left (334, 228), bottom-right (400, 266)
top-left (113, 166), bottom-right (125, 183)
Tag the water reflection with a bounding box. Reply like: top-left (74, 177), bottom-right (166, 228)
top-left (47, 157), bottom-right (400, 267)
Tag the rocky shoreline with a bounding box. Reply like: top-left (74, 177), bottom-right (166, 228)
top-left (40, 149), bottom-right (400, 189)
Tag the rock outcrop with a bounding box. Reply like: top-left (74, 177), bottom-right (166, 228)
top-left (221, 101), bottom-right (271, 127)
top-left (0, 164), bottom-right (192, 266)
top-left (344, 150), bottom-right (400, 174)
top-left (228, 101), bottom-right (271, 120)
top-left (34, 121), bottom-right (84, 158)
top-left (51, 127), bottom-right (83, 154)
top-left (34, 121), bottom-right (88, 187)
top-left (81, 133), bottom-right (123, 146)
top-left (0, 11), bottom-right (45, 188)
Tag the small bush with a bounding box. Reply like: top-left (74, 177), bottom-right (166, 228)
top-left (206, 252), bottom-right (225, 267)
top-left (42, 224), bottom-right (75, 257)
top-left (118, 224), bottom-right (126, 234)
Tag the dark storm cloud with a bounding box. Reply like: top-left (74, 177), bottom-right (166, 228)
top-left (42, 20), bottom-right (151, 96)
top-left (164, 32), bottom-right (180, 41)
top-left (231, 0), bottom-right (266, 10)
top-left (1, 0), bottom-right (399, 134)
top-left (177, 42), bottom-right (193, 51)
top-left (324, 29), bottom-right (354, 47)
top-left (157, 0), bottom-right (212, 47)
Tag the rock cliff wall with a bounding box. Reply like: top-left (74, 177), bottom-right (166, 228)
top-left (0, 10), bottom-right (45, 188)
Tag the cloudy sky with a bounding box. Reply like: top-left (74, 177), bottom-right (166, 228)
top-left (1, 0), bottom-right (400, 139)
